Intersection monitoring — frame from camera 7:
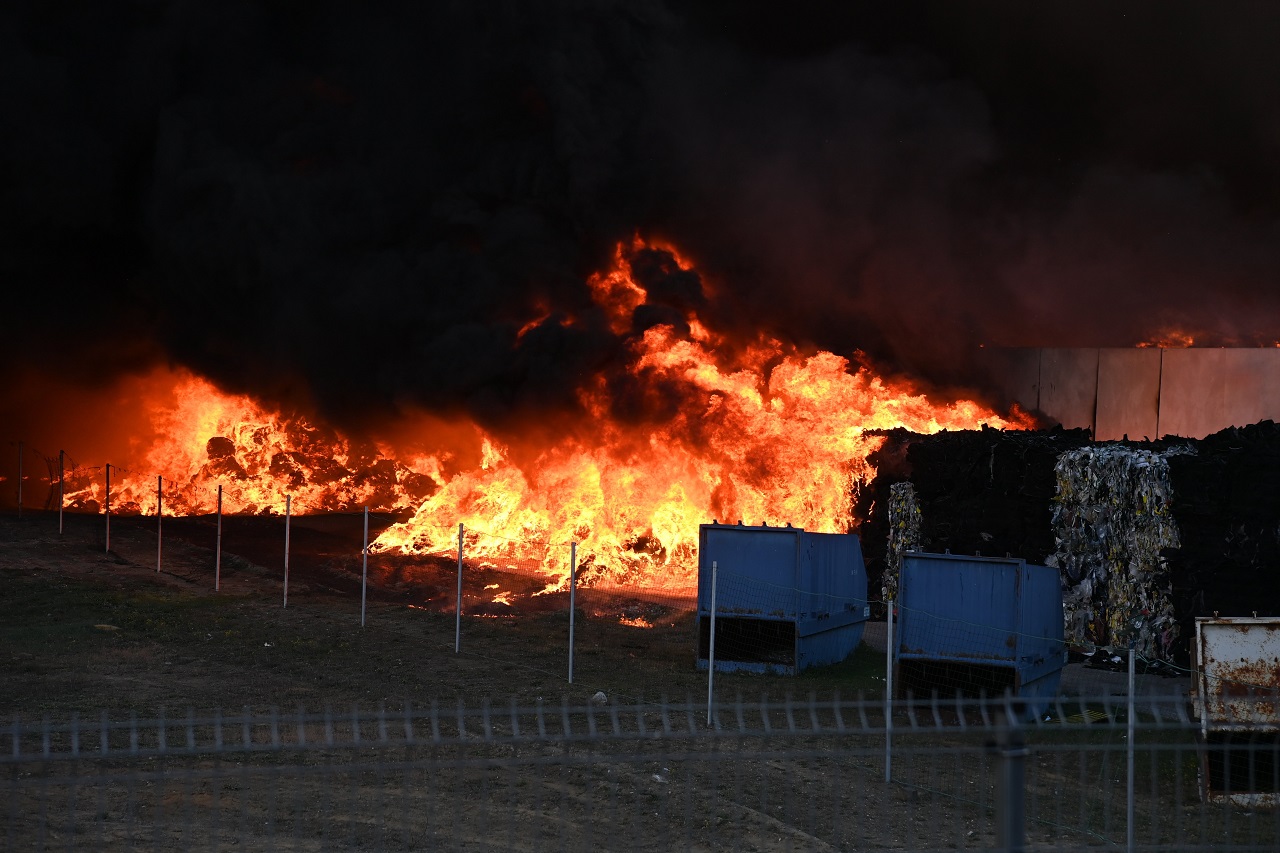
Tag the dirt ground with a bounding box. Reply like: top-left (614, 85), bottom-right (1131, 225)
top-left (0, 509), bottom-right (882, 719)
top-left (1, 511), bottom-right (1253, 852)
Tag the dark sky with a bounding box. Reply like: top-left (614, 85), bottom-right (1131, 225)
top-left (4, 0), bottom-right (1279, 436)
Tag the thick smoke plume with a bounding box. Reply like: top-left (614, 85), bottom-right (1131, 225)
top-left (4, 1), bottom-right (1279, 446)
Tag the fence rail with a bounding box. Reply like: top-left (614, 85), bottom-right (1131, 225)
top-left (6, 694), bottom-right (1280, 852)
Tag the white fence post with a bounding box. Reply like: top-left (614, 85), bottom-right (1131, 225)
top-left (455, 523), bottom-right (464, 653)
top-left (360, 506), bottom-right (369, 627)
top-left (58, 450), bottom-right (65, 534)
top-left (568, 541), bottom-right (577, 684)
top-left (283, 495), bottom-right (292, 607)
top-left (214, 484), bottom-right (222, 591)
top-left (706, 560), bottom-right (718, 726)
top-left (104, 463), bottom-right (111, 553)
top-left (156, 476), bottom-right (163, 573)
top-left (16, 441), bottom-right (22, 519)
top-left (886, 598), bottom-right (894, 783)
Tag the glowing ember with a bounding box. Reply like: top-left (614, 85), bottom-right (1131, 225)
top-left (1137, 331), bottom-right (1196, 348)
top-left (371, 237), bottom-right (1031, 590)
top-left (618, 615), bottom-right (654, 628)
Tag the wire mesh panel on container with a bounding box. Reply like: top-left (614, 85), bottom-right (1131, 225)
top-left (4, 695), bottom-right (1280, 852)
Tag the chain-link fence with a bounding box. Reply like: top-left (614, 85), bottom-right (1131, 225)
top-left (6, 693), bottom-right (1280, 852)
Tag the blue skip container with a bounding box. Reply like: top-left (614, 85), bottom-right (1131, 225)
top-left (697, 523), bottom-right (870, 675)
top-left (895, 551), bottom-right (1065, 719)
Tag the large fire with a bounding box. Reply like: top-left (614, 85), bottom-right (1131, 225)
top-left (37, 237), bottom-right (1031, 592)
top-left (370, 238), bottom-right (1031, 590)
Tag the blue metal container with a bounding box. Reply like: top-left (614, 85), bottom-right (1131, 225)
top-left (895, 551), bottom-right (1065, 719)
top-left (697, 523), bottom-right (870, 675)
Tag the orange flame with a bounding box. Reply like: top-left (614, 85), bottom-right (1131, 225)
top-left (59, 371), bottom-right (438, 516)
top-left (371, 238), bottom-right (1030, 591)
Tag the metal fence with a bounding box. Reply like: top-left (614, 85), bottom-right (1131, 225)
top-left (7, 693), bottom-right (1280, 852)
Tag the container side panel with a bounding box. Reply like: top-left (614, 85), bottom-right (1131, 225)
top-left (898, 554), bottom-right (1021, 663)
top-left (797, 532), bottom-right (867, 621)
top-left (1016, 563), bottom-right (1067, 667)
top-left (698, 526), bottom-right (799, 616)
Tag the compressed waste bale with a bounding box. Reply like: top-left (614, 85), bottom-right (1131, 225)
top-left (1047, 445), bottom-right (1181, 658)
top-left (883, 481), bottom-right (921, 601)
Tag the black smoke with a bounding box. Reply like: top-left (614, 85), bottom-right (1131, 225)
top-left (4, 0), bottom-right (1280, 440)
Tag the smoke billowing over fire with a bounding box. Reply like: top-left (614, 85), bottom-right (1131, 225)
top-left (3, 3), bottom-right (1279, 582)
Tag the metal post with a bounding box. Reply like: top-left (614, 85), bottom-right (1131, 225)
top-left (996, 706), bottom-right (1027, 853)
top-left (104, 463), bottom-right (111, 553)
top-left (1127, 641), bottom-right (1136, 853)
top-left (886, 599), bottom-right (895, 782)
top-left (214, 485), bottom-right (223, 591)
top-left (156, 476), bottom-right (163, 573)
top-left (283, 495), bottom-right (292, 607)
top-left (568, 541), bottom-right (577, 684)
top-left (454, 523), bottom-right (464, 653)
top-left (58, 450), bottom-right (65, 534)
top-left (706, 560), bottom-right (718, 726)
top-left (16, 442), bottom-right (22, 518)
top-left (360, 506), bottom-right (369, 627)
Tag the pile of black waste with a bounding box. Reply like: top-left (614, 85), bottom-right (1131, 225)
top-left (860, 420), bottom-right (1280, 663)
top-left (859, 424), bottom-right (1092, 592)
top-left (1164, 421), bottom-right (1280, 646)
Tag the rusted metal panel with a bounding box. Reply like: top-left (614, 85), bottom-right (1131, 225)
top-left (1093, 348), bottom-right (1161, 441)
top-left (1038, 348), bottom-right (1098, 431)
top-left (1194, 617), bottom-right (1280, 734)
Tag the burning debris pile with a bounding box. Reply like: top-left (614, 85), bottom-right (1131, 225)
top-left (868, 420), bottom-right (1280, 661)
top-left (1047, 446), bottom-right (1181, 659)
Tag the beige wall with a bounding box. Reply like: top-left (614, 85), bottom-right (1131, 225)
top-left (979, 348), bottom-right (1280, 440)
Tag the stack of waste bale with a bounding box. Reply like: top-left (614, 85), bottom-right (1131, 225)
top-left (1164, 421), bottom-right (1280, 637)
top-left (1046, 446), bottom-right (1181, 659)
top-left (860, 426), bottom-right (1092, 596)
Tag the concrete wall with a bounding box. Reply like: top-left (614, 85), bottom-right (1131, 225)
top-left (979, 348), bottom-right (1280, 440)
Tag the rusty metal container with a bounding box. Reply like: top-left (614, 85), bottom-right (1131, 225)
top-left (1192, 616), bottom-right (1280, 806)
